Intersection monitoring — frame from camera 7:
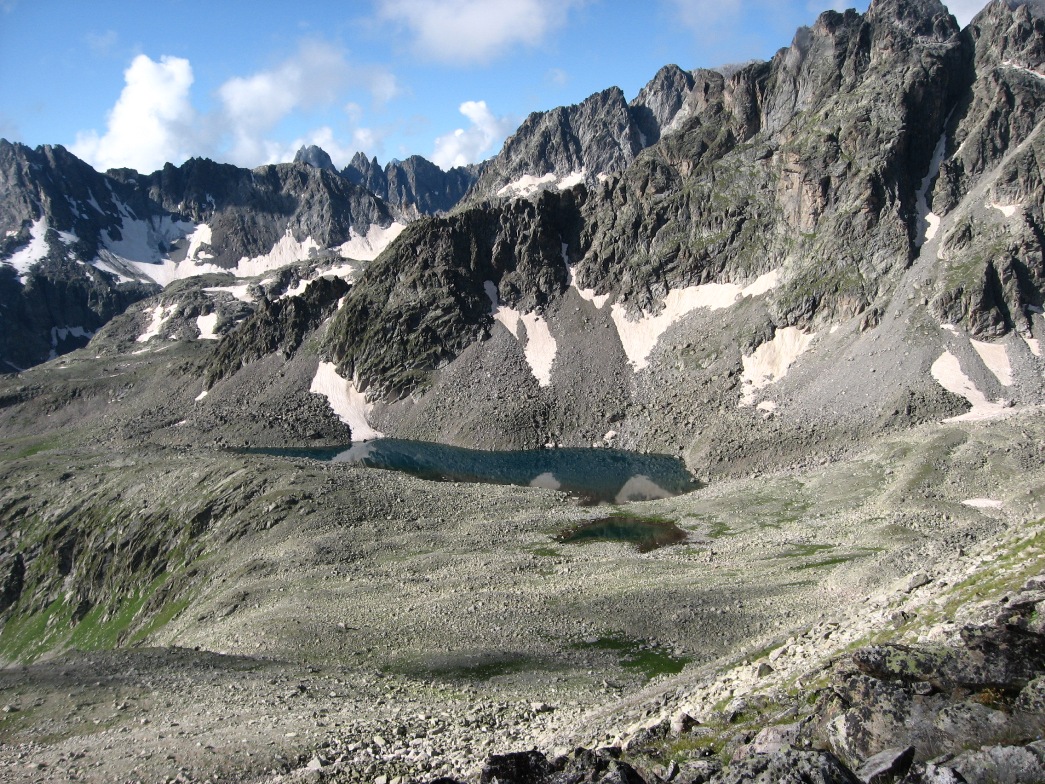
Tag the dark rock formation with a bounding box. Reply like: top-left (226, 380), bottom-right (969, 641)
top-left (205, 275), bottom-right (349, 388)
top-left (341, 152), bottom-right (483, 215)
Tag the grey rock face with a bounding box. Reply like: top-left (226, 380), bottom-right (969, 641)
top-left (466, 86), bottom-right (646, 201)
top-left (854, 745), bottom-right (915, 783)
top-left (342, 152), bottom-right (482, 215)
top-left (205, 275), bottom-right (349, 388)
top-left (330, 0), bottom-right (1032, 405)
top-left (714, 749), bottom-right (860, 784)
top-left (327, 187), bottom-right (585, 399)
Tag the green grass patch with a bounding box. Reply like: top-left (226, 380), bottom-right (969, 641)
top-left (574, 636), bottom-right (691, 680)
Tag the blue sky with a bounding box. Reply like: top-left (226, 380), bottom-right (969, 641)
top-left (0, 0), bottom-right (986, 174)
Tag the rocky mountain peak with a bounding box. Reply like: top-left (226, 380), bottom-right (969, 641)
top-left (293, 144), bottom-right (337, 173)
top-left (630, 64), bottom-right (696, 145)
top-left (865, 0), bottom-right (960, 37)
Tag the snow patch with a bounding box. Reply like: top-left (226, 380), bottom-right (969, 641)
top-left (612, 270), bottom-right (782, 371)
top-left (339, 222), bottom-right (406, 262)
top-left (204, 284), bottom-right (253, 303)
top-left (970, 339), bottom-right (1012, 386)
top-left (498, 170), bottom-right (587, 198)
top-left (484, 281), bottom-right (557, 386)
top-left (915, 129), bottom-right (948, 247)
top-left (104, 215), bottom-right (194, 265)
top-left (51, 326), bottom-right (91, 346)
top-left (991, 202), bottom-right (1018, 217)
top-left (137, 303), bottom-right (175, 342)
top-left (930, 351), bottom-right (1012, 422)
top-left (1002, 61), bottom-right (1045, 82)
top-left (962, 498), bottom-right (1004, 510)
top-left (557, 170), bottom-right (586, 189)
top-left (498, 172), bottom-right (556, 198)
top-left (185, 224), bottom-right (214, 260)
top-left (234, 229), bottom-right (320, 278)
top-left (196, 313), bottom-right (220, 340)
top-left (4, 218), bottom-right (50, 282)
top-left (739, 327), bottom-right (815, 406)
top-left (1023, 335), bottom-right (1041, 357)
top-left (310, 362), bottom-right (383, 441)
top-left (756, 401), bottom-right (778, 418)
top-left (195, 389), bottom-right (208, 401)
top-left (565, 248), bottom-right (610, 309)
top-left (529, 472), bottom-right (561, 491)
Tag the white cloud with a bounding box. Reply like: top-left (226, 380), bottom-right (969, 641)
top-left (377, 0), bottom-right (576, 64)
top-left (216, 42), bottom-right (398, 166)
top-left (72, 44), bottom-right (398, 172)
top-left (218, 41), bottom-right (363, 165)
top-left (86, 29), bottom-right (119, 57)
top-left (666, 0), bottom-right (743, 30)
top-left (431, 100), bottom-right (514, 169)
top-left (71, 54), bottom-right (197, 174)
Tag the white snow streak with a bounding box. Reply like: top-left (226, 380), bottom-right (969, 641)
top-left (1023, 335), bottom-right (1042, 357)
top-left (1002, 61), bottom-right (1045, 82)
top-left (137, 303), bottom-right (175, 342)
top-left (185, 223), bottom-right (214, 260)
top-left (4, 218), bottom-right (50, 282)
top-left (234, 229), bottom-right (320, 278)
top-left (612, 270), bottom-right (781, 372)
top-left (556, 170), bottom-right (586, 189)
top-left (497, 169), bottom-right (588, 199)
top-left (739, 327), bottom-right (815, 406)
top-left (204, 284), bottom-right (254, 303)
top-left (962, 498), bottom-right (1004, 510)
top-left (498, 173), bottom-right (556, 198)
top-left (915, 130), bottom-right (948, 247)
top-left (970, 339), bottom-right (1012, 386)
top-left (338, 222), bottom-right (406, 262)
top-left (991, 202), bottom-right (1018, 218)
top-left (309, 362), bottom-right (383, 441)
top-left (484, 281), bottom-right (557, 386)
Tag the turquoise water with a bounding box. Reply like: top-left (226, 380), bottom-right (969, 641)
top-left (241, 438), bottom-right (699, 504)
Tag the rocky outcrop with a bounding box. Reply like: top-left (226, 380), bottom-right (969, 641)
top-left (927, 0), bottom-right (1045, 336)
top-left (135, 157), bottom-right (400, 266)
top-left (205, 275), bottom-right (349, 388)
top-left (327, 188), bottom-right (585, 399)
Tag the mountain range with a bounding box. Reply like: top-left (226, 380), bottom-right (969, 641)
top-left (0, 1), bottom-right (1044, 782)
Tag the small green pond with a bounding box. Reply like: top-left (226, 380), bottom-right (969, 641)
top-left (555, 515), bottom-right (689, 552)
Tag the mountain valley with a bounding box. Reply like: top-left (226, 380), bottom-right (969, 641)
top-left (1, 1), bottom-right (1044, 782)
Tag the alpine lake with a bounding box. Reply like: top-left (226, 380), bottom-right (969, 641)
top-left (238, 438), bottom-right (698, 551)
